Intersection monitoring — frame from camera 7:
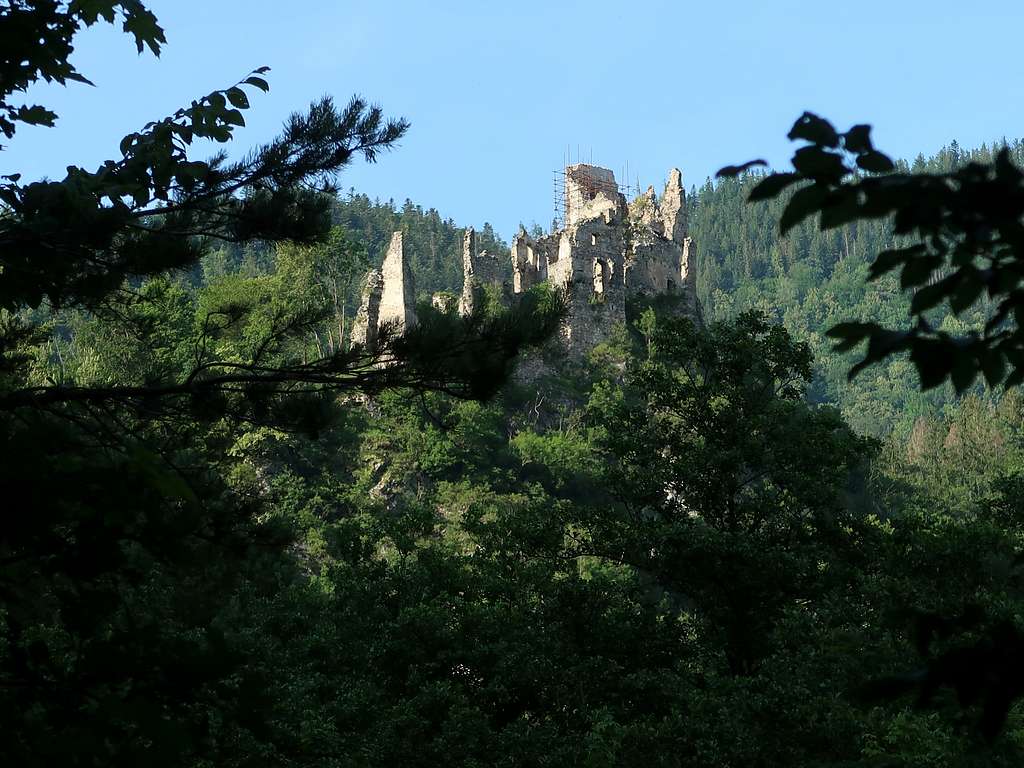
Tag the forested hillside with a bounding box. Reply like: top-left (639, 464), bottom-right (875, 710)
top-left (691, 140), bottom-right (1024, 435)
top-left (199, 191), bottom-right (509, 319)
top-left (8, 5), bottom-right (1024, 766)
top-left (198, 139), bottom-right (1024, 438)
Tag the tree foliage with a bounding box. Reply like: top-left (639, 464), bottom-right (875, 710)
top-left (720, 112), bottom-right (1024, 394)
top-left (8, 4), bottom-right (1024, 765)
top-left (0, 5), bottom-right (560, 764)
top-left (0, 1), bottom-right (165, 145)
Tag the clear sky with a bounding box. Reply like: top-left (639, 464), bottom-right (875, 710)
top-left (5, 1), bottom-right (1024, 240)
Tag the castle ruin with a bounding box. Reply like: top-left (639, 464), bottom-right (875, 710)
top-left (352, 164), bottom-right (699, 360)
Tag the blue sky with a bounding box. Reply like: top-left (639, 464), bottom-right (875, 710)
top-left (5, 1), bottom-right (1024, 239)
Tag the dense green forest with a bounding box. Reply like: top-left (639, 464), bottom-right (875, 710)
top-left (6, 3), bottom-right (1024, 767)
top-left (692, 140), bottom-right (1024, 436)
top-left (19, 258), bottom-right (1024, 765)
top-left (199, 192), bottom-right (509, 320)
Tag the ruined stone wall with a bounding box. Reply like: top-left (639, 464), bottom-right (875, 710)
top-left (509, 165), bottom-right (697, 362)
top-left (565, 164), bottom-right (619, 227)
top-left (623, 167), bottom-right (691, 298)
top-left (627, 239), bottom-right (683, 297)
top-left (511, 228), bottom-right (553, 293)
top-left (350, 163), bottom-right (699, 370)
top-left (459, 227), bottom-right (509, 315)
top-left (378, 231), bottom-right (417, 332)
top-left (350, 268), bottom-right (383, 350)
top-left (559, 213), bottom-right (629, 356)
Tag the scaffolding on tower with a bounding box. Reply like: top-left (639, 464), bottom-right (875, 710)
top-left (552, 163), bottom-right (635, 230)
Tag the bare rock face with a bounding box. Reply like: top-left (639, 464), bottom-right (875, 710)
top-left (351, 268), bottom-right (383, 350)
top-left (378, 231), bottom-right (417, 333)
top-left (681, 236), bottom-right (696, 287)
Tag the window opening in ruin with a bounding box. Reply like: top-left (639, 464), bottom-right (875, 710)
top-left (593, 260), bottom-right (606, 295)
top-left (591, 234), bottom-right (598, 246)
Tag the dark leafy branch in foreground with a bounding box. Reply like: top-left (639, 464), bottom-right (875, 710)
top-left (0, 286), bottom-right (565, 420)
top-left (0, 1), bottom-right (166, 146)
top-left (720, 111), bottom-right (1024, 393)
top-left (0, 76), bottom-right (408, 310)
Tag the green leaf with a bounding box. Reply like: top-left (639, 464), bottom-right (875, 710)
top-left (950, 352), bottom-right (978, 393)
top-left (911, 340), bottom-right (954, 390)
top-left (981, 350), bottom-right (1007, 387)
top-left (791, 146), bottom-right (847, 180)
top-left (122, 5), bottom-right (166, 55)
top-left (950, 269), bottom-right (985, 314)
top-left (747, 173), bottom-right (801, 202)
top-left (67, 72), bottom-right (95, 87)
top-left (16, 105), bottom-right (58, 127)
top-left (244, 76), bottom-right (270, 92)
top-left (910, 283), bottom-right (947, 314)
top-left (779, 184), bottom-right (828, 234)
top-left (787, 112), bottom-right (839, 148)
top-left (848, 329), bottom-right (912, 381)
top-left (129, 447), bottom-right (199, 503)
top-left (226, 87), bottom-right (249, 109)
top-left (900, 255), bottom-right (942, 289)
top-left (856, 151), bottom-right (895, 173)
top-left (70, 0), bottom-right (117, 24)
top-left (717, 159), bottom-right (767, 178)
top-left (177, 161), bottom-right (208, 179)
top-left (869, 246), bottom-right (925, 280)
top-left (843, 124), bottom-right (874, 153)
top-left (826, 321), bottom-right (876, 352)
top-left (119, 133), bottom-right (137, 155)
top-left (819, 191), bottom-right (862, 230)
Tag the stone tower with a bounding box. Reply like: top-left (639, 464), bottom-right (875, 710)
top-left (351, 231), bottom-right (417, 352)
top-left (507, 164), bottom-right (700, 357)
top-left (377, 231), bottom-right (417, 333)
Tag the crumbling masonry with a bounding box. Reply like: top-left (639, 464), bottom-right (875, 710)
top-left (352, 231), bottom-right (417, 349)
top-left (352, 164), bottom-right (699, 359)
